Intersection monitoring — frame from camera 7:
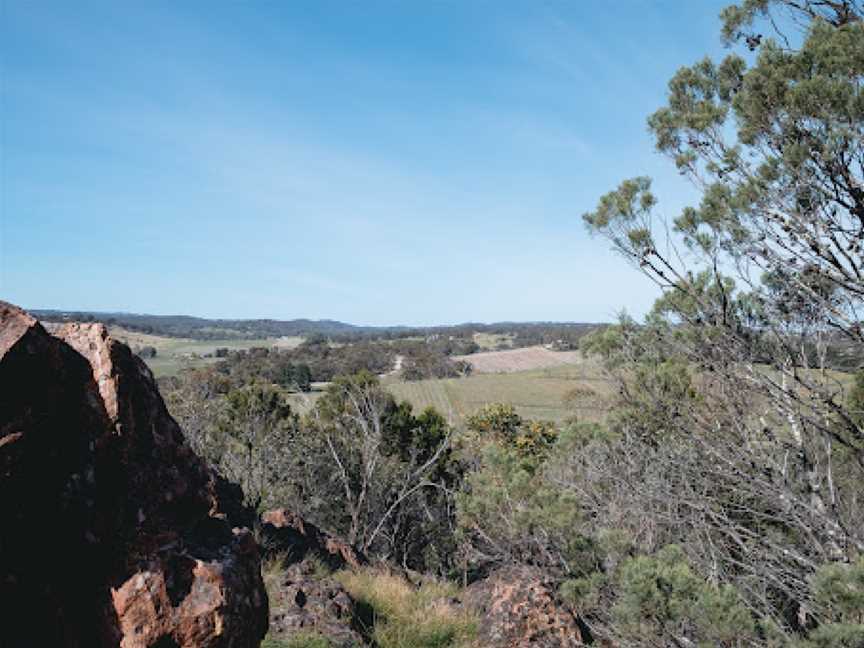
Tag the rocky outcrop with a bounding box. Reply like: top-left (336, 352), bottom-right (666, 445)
top-left (463, 565), bottom-right (586, 647)
top-left (260, 508), bottom-right (368, 646)
top-left (0, 302), bottom-right (268, 648)
top-left (266, 560), bottom-right (365, 648)
top-left (261, 508), bottom-right (366, 570)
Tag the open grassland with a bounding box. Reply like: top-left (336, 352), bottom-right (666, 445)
top-left (385, 358), bottom-right (612, 425)
top-left (472, 332), bottom-right (515, 350)
top-left (454, 345), bottom-right (584, 374)
top-left (386, 358), bottom-right (858, 429)
top-left (109, 327), bottom-right (304, 377)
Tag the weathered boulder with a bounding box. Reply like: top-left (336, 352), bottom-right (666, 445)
top-left (463, 565), bottom-right (586, 647)
top-left (0, 302), bottom-right (268, 648)
top-left (261, 508), bottom-right (366, 570)
top-left (266, 560), bottom-right (364, 648)
top-left (260, 509), bottom-right (367, 646)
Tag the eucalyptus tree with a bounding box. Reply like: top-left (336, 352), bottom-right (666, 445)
top-left (292, 372), bottom-right (460, 572)
top-left (580, 0), bottom-right (864, 640)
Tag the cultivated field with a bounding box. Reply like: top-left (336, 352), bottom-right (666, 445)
top-left (109, 327), bottom-right (304, 377)
top-left (454, 345), bottom-right (584, 374)
top-left (385, 359), bottom-right (611, 425)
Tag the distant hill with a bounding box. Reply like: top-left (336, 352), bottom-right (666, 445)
top-left (32, 309), bottom-right (368, 340)
top-left (31, 309), bottom-right (599, 342)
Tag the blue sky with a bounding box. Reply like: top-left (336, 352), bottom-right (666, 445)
top-left (1, 1), bottom-right (729, 326)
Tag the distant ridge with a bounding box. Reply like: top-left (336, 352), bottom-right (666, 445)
top-left (32, 309), bottom-right (365, 339)
top-left (31, 308), bottom-right (599, 341)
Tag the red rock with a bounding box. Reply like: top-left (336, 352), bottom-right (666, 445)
top-left (267, 560), bottom-right (363, 648)
top-left (260, 511), bottom-right (366, 647)
top-left (463, 565), bottom-right (586, 647)
top-left (262, 508), bottom-right (366, 570)
top-left (0, 301), bottom-right (268, 648)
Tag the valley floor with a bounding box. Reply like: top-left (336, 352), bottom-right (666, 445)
top-left (384, 357), bottom-right (611, 425)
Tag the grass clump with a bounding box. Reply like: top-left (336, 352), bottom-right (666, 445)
top-left (336, 569), bottom-right (477, 648)
top-left (260, 633), bottom-right (331, 648)
top-left (261, 552), bottom-right (289, 595)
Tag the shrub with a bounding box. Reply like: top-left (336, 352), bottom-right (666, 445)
top-left (137, 345), bottom-right (158, 359)
top-left (466, 403), bottom-right (558, 457)
top-left (846, 369), bottom-right (864, 427)
top-left (612, 545), bottom-right (756, 645)
top-left (456, 443), bottom-right (585, 573)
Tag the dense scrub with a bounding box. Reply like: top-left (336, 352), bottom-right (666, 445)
top-left (160, 2), bottom-right (864, 645)
top-left (212, 338), bottom-right (396, 384)
top-left (164, 370), bottom-right (464, 575)
top-left (570, 0), bottom-right (864, 643)
top-left (164, 353), bottom-right (864, 646)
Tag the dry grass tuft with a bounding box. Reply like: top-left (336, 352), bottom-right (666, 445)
top-left (336, 569), bottom-right (477, 648)
top-left (260, 634), bottom-right (331, 648)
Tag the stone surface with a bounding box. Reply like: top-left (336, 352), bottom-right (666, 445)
top-left (261, 508), bottom-right (368, 646)
top-left (463, 565), bottom-right (586, 648)
top-left (0, 302), bottom-right (268, 648)
top-left (267, 560), bottom-right (364, 648)
top-left (261, 508), bottom-right (366, 570)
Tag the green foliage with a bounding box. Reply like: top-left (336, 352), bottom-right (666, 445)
top-left (457, 442), bottom-right (589, 572)
top-left (799, 624), bottom-right (864, 648)
top-left (216, 382), bottom-right (297, 510)
top-left (590, 341), bottom-right (700, 445)
top-left (652, 16), bottom-right (864, 264)
top-left (555, 420), bottom-right (619, 448)
top-left (465, 403), bottom-right (558, 458)
top-left (560, 571), bottom-right (608, 614)
top-left (585, 1), bottom-right (864, 337)
top-left (314, 370), bottom-right (384, 422)
top-left (719, 0), bottom-right (770, 44)
top-left (217, 342), bottom-right (396, 384)
top-left (315, 372), bottom-right (456, 472)
top-left (288, 372), bottom-right (462, 574)
top-left (813, 559), bottom-right (864, 625)
top-left (582, 177), bottom-right (657, 261)
top-left (612, 545), bottom-right (757, 645)
top-left (399, 342), bottom-right (467, 381)
top-left (224, 382), bottom-right (294, 423)
top-left (580, 8), bottom-right (864, 632)
top-left (847, 370), bottom-right (864, 427)
top-left (515, 419), bottom-right (558, 457)
top-left (279, 363), bottom-right (312, 392)
top-left (466, 403), bottom-right (523, 440)
top-left (578, 314), bottom-right (645, 369)
top-left (648, 270), bottom-right (740, 328)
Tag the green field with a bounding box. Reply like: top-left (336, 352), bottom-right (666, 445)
top-left (385, 361), bottom-right (862, 428)
top-left (110, 327), bottom-right (304, 377)
top-left (472, 332), bottom-right (514, 350)
top-left (384, 360), bottom-right (612, 425)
